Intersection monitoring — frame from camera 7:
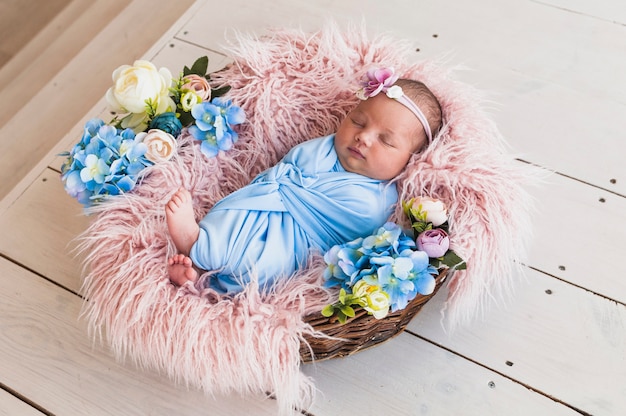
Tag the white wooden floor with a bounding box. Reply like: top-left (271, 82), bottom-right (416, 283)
top-left (1, 0), bottom-right (625, 415)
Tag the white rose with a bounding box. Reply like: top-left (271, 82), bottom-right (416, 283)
top-left (137, 129), bottom-right (177, 163)
top-left (413, 196), bottom-right (448, 227)
top-left (106, 60), bottom-right (175, 115)
top-left (364, 290), bottom-right (390, 319)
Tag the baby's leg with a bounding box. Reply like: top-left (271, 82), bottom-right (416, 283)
top-left (165, 188), bottom-right (200, 256)
top-left (168, 254), bottom-right (199, 285)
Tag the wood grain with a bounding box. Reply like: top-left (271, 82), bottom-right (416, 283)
top-left (409, 268), bottom-right (626, 416)
top-left (0, 257), bottom-right (282, 415)
top-left (0, 388), bottom-right (44, 416)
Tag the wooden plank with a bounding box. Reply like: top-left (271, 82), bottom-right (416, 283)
top-left (0, 0), bottom-right (71, 67)
top-left (303, 331), bottom-right (578, 416)
top-left (149, 38), bottom-right (229, 71)
top-left (0, 0), bottom-right (132, 127)
top-left (0, 257), bottom-right (282, 415)
top-left (0, 168), bottom-right (90, 293)
top-left (536, 0), bottom-right (626, 25)
top-left (0, 0), bottom-right (92, 90)
top-left (409, 268), bottom-right (626, 416)
top-left (0, 389), bottom-right (44, 416)
top-left (460, 70), bottom-right (626, 197)
top-left (527, 171), bottom-right (626, 303)
top-left (176, 0), bottom-right (366, 52)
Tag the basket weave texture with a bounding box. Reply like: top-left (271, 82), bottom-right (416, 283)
top-left (300, 269), bottom-right (448, 362)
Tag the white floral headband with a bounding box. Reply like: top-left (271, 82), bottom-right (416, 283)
top-left (356, 67), bottom-right (433, 143)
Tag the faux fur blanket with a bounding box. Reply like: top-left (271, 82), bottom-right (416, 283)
top-left (78, 23), bottom-right (535, 414)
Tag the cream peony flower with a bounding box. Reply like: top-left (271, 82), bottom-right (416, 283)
top-left (106, 60), bottom-right (175, 115)
top-left (136, 129), bottom-right (177, 163)
top-left (413, 196), bottom-right (448, 227)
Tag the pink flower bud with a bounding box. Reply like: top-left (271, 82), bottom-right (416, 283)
top-left (181, 74), bottom-right (211, 101)
top-left (417, 229), bottom-right (450, 258)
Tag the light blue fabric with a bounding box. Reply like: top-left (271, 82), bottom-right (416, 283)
top-left (190, 134), bottom-right (398, 293)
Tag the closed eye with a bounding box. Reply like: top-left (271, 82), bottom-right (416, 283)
top-left (350, 117), bottom-right (364, 128)
top-left (379, 135), bottom-right (396, 148)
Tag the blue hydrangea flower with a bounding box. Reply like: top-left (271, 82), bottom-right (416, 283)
top-left (61, 118), bottom-right (153, 208)
top-left (374, 267), bottom-right (415, 312)
top-left (362, 222), bottom-right (401, 253)
top-left (189, 97), bottom-right (245, 158)
top-left (405, 249), bottom-right (438, 296)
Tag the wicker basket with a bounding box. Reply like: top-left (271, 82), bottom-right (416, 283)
top-left (300, 269), bottom-right (448, 362)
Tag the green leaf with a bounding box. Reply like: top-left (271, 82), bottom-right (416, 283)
top-left (441, 250), bottom-right (467, 270)
top-left (211, 85), bottom-right (231, 98)
top-left (402, 199), bottom-right (414, 218)
top-left (184, 56), bottom-right (209, 77)
top-left (321, 304), bottom-right (335, 317)
top-left (337, 311), bottom-right (347, 324)
top-left (412, 221), bottom-right (430, 234)
top-left (340, 305), bottom-right (355, 318)
top-left (178, 110), bottom-right (194, 128)
top-left (338, 288), bottom-right (347, 304)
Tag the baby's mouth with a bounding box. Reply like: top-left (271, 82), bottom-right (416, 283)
top-left (348, 146), bottom-right (365, 159)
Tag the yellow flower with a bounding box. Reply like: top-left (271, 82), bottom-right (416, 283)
top-left (352, 280), bottom-right (390, 319)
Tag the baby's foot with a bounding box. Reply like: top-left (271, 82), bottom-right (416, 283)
top-left (168, 254), bottom-right (199, 286)
top-left (165, 188), bottom-right (200, 256)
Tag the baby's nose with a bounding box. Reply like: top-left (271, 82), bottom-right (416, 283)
top-left (356, 131), bottom-right (373, 146)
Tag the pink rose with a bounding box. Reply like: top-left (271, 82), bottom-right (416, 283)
top-left (181, 74), bottom-right (211, 101)
top-left (417, 229), bottom-right (450, 258)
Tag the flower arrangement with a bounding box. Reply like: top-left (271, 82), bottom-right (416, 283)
top-left (61, 56), bottom-right (245, 207)
top-left (321, 197), bottom-right (465, 323)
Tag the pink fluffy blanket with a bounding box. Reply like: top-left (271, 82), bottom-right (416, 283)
top-left (78, 24), bottom-right (535, 414)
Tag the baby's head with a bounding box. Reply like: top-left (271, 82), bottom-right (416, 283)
top-left (335, 68), bottom-right (442, 181)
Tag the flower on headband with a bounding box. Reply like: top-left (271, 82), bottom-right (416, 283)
top-left (356, 67), bottom-right (399, 100)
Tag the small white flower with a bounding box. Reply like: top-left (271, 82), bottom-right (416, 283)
top-left (415, 196), bottom-right (448, 227)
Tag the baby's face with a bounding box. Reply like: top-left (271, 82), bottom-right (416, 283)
top-left (335, 94), bottom-right (425, 181)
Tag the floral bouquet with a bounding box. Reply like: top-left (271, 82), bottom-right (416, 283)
top-left (321, 197), bottom-right (465, 323)
top-left (61, 56), bottom-right (245, 208)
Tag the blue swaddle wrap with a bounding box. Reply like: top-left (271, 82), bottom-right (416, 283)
top-left (189, 134), bottom-right (398, 293)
